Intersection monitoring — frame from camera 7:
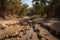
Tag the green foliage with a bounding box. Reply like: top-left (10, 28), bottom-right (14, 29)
top-left (0, 0), bottom-right (60, 18)
top-left (0, 0), bottom-right (22, 15)
top-left (32, 0), bottom-right (45, 16)
top-left (46, 0), bottom-right (60, 17)
top-left (5, 0), bottom-right (22, 14)
top-left (19, 4), bottom-right (29, 16)
top-left (0, 0), bottom-right (30, 17)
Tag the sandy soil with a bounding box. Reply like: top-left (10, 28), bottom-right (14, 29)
top-left (0, 18), bottom-right (59, 40)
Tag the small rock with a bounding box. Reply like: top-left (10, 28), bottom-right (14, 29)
top-left (0, 24), bottom-right (6, 30)
top-left (20, 20), bottom-right (28, 26)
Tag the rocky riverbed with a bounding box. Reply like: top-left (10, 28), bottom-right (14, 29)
top-left (0, 17), bottom-right (60, 40)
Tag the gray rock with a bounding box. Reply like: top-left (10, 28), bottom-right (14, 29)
top-left (20, 20), bottom-right (28, 26)
top-left (51, 21), bottom-right (60, 32)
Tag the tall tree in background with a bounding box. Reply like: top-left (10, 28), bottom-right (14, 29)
top-left (32, 0), bottom-right (46, 16)
top-left (32, 0), bottom-right (60, 17)
top-left (0, 0), bottom-right (6, 12)
top-left (0, 0), bottom-right (7, 18)
top-left (5, 0), bottom-right (22, 15)
top-left (0, 0), bottom-right (22, 16)
top-left (45, 0), bottom-right (60, 17)
top-left (19, 4), bottom-right (29, 16)
top-left (50, 0), bottom-right (60, 17)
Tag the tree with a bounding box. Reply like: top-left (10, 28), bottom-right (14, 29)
top-left (19, 4), bottom-right (29, 16)
top-left (5, 0), bottom-right (22, 15)
top-left (0, 0), bottom-right (22, 16)
top-left (51, 0), bottom-right (60, 17)
top-left (46, 0), bottom-right (60, 17)
top-left (32, 0), bottom-right (45, 16)
top-left (0, 0), bottom-right (6, 17)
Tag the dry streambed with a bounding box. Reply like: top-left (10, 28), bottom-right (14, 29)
top-left (0, 18), bottom-right (60, 40)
